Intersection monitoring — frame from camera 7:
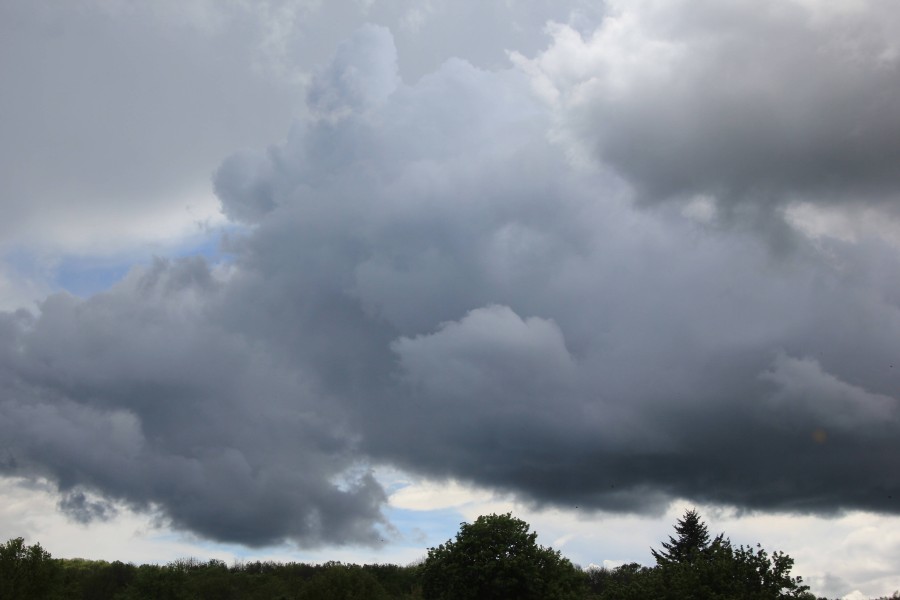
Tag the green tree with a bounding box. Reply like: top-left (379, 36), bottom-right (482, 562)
top-left (650, 510), bottom-right (811, 600)
top-left (0, 537), bottom-right (58, 599)
top-left (587, 562), bottom-right (657, 600)
top-left (421, 513), bottom-right (585, 600)
top-left (651, 508), bottom-right (714, 566)
top-left (726, 543), bottom-right (811, 599)
top-left (298, 563), bottom-right (390, 600)
top-left (76, 559), bottom-right (137, 600)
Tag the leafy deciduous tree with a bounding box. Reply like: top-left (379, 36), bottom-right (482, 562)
top-left (298, 562), bottom-right (390, 600)
top-left (0, 537), bottom-right (57, 600)
top-left (421, 513), bottom-right (585, 600)
top-left (650, 510), bottom-right (812, 600)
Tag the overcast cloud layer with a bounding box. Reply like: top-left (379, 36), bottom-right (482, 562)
top-left (2, 0), bottom-right (900, 552)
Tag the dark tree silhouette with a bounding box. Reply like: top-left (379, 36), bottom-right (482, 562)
top-left (651, 508), bottom-right (714, 566)
top-left (0, 537), bottom-right (58, 599)
top-left (647, 510), bottom-right (812, 600)
top-left (421, 513), bottom-right (585, 600)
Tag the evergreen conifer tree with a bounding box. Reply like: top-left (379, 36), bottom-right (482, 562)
top-left (651, 509), bottom-right (713, 566)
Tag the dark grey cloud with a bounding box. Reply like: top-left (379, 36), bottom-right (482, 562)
top-left (516, 0), bottom-right (900, 217)
top-left (58, 490), bottom-right (118, 524)
top-left (0, 257), bottom-right (386, 546)
top-left (206, 19), bottom-right (900, 520)
top-left (2, 7), bottom-right (900, 549)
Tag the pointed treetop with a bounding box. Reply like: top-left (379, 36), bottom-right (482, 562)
top-left (651, 509), bottom-right (712, 566)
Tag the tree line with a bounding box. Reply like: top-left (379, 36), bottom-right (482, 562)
top-left (1, 510), bottom-right (896, 599)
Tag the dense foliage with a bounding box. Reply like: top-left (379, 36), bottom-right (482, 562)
top-left (0, 538), bottom-right (421, 600)
top-left (587, 510), bottom-right (814, 600)
top-left (650, 509), bottom-right (714, 566)
top-left (0, 536), bottom-right (56, 599)
top-left (0, 511), bottom-right (892, 599)
top-left (421, 513), bottom-right (585, 600)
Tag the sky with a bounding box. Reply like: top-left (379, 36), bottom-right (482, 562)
top-left (1, 0), bottom-right (900, 597)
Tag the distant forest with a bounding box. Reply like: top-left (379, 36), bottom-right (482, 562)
top-left (1, 510), bottom-right (896, 599)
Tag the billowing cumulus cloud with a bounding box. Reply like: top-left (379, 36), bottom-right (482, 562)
top-left (0, 0), bottom-right (603, 256)
top-left (513, 0), bottom-right (900, 221)
top-left (0, 258), bottom-right (386, 546)
top-left (2, 3), bottom-right (900, 550)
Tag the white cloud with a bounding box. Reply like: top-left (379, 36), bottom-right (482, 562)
top-left (389, 479), bottom-right (495, 512)
top-left (785, 201), bottom-right (900, 249)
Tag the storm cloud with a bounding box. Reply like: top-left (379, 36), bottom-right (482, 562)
top-left (515, 0), bottom-right (900, 217)
top-left (2, 2), bottom-right (900, 548)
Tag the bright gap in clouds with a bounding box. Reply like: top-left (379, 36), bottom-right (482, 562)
top-left (0, 188), bottom-right (229, 304)
top-left (3, 473), bottom-right (899, 599)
